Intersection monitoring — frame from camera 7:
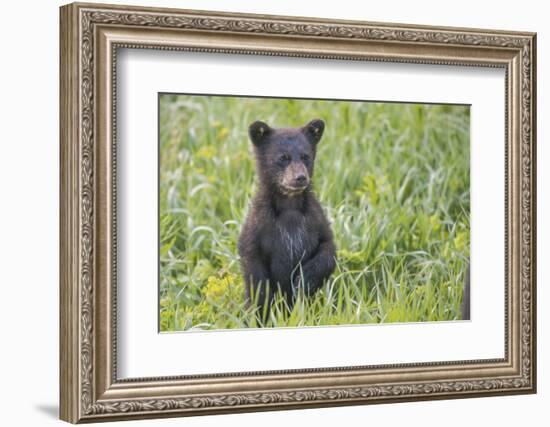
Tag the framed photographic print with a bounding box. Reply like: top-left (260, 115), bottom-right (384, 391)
top-left (59, 2), bottom-right (537, 423)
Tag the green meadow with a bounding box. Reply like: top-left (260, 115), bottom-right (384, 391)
top-left (159, 94), bottom-right (470, 331)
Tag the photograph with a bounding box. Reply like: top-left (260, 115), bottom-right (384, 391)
top-left (159, 94), bottom-right (471, 332)
top-left (57, 2), bottom-right (536, 422)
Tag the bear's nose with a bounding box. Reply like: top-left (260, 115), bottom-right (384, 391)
top-left (295, 174), bottom-right (307, 185)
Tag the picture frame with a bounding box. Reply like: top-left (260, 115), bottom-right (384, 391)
top-left (59, 2), bottom-right (537, 423)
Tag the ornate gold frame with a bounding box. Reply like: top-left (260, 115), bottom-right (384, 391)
top-left (59, 2), bottom-right (537, 423)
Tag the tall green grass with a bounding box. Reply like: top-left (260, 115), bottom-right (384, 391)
top-left (159, 95), bottom-right (470, 331)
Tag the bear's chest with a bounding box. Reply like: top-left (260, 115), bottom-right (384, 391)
top-left (267, 211), bottom-right (318, 265)
top-left (276, 220), bottom-right (307, 263)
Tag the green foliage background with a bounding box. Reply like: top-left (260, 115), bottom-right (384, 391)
top-left (159, 94), bottom-right (470, 331)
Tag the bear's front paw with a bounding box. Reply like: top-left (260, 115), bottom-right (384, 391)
top-left (292, 272), bottom-right (300, 289)
top-left (292, 270), bottom-right (305, 294)
top-left (293, 269), bottom-right (316, 296)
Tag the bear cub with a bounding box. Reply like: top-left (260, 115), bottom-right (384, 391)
top-left (238, 119), bottom-right (336, 318)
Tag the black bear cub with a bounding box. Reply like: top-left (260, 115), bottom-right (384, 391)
top-left (238, 119), bottom-right (336, 318)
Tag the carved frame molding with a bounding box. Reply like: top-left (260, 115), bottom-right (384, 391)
top-left (60, 2), bottom-right (536, 423)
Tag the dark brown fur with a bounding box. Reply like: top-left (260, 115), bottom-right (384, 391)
top-left (238, 119), bottom-right (336, 318)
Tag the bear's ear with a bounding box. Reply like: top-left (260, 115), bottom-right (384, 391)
top-left (302, 119), bottom-right (325, 145)
top-left (248, 121), bottom-right (272, 146)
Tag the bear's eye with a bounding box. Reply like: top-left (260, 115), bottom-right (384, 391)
top-left (301, 154), bottom-right (310, 162)
top-left (278, 154), bottom-right (291, 164)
